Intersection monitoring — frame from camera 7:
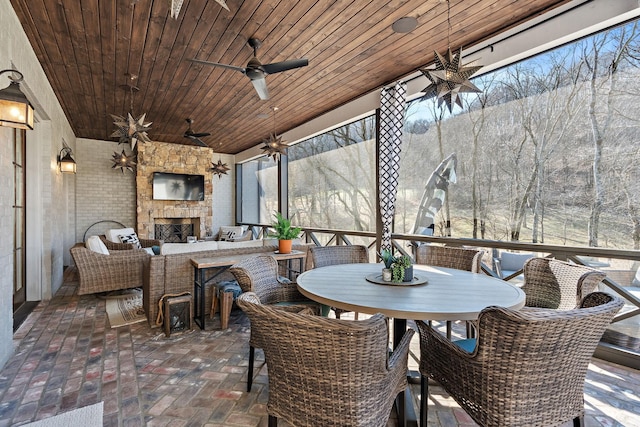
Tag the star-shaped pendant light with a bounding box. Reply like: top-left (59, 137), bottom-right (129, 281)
top-left (210, 158), bottom-right (230, 178)
top-left (111, 74), bottom-right (152, 150)
top-left (111, 112), bottom-right (152, 150)
top-left (111, 149), bottom-right (137, 173)
top-left (260, 107), bottom-right (288, 161)
top-left (169, 0), bottom-right (229, 19)
top-left (420, 47), bottom-right (482, 112)
top-left (419, 0), bottom-right (482, 112)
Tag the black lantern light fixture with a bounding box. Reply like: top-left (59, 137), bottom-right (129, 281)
top-left (58, 145), bottom-right (77, 174)
top-left (0, 69), bottom-right (34, 130)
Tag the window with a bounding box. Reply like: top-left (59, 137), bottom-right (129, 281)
top-left (287, 116), bottom-right (376, 232)
top-left (396, 20), bottom-right (640, 251)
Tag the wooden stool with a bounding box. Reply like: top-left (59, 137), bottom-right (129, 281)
top-left (210, 280), bottom-right (241, 329)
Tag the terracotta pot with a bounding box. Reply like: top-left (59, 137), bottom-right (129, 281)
top-left (278, 239), bottom-right (293, 254)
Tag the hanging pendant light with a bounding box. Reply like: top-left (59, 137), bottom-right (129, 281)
top-left (419, 0), bottom-right (482, 112)
top-left (260, 107), bottom-right (288, 161)
top-left (210, 158), bottom-right (230, 178)
top-left (111, 149), bottom-right (137, 173)
top-left (110, 74), bottom-right (152, 150)
top-left (210, 142), bottom-right (230, 178)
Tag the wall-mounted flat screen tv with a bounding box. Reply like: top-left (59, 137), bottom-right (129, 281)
top-left (152, 172), bottom-right (205, 201)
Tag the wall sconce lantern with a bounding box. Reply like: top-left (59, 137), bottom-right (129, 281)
top-left (58, 146), bottom-right (77, 174)
top-left (0, 69), bottom-right (34, 130)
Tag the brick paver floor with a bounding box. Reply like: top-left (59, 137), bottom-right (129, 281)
top-left (0, 268), bottom-right (638, 426)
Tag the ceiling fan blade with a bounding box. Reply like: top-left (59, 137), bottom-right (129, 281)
top-left (250, 77), bottom-right (270, 100)
top-left (191, 132), bottom-right (211, 138)
top-left (263, 58), bottom-right (308, 74)
top-left (185, 135), bottom-right (208, 147)
top-left (188, 58), bottom-right (246, 74)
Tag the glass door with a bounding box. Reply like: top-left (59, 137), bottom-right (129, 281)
top-left (13, 128), bottom-right (26, 312)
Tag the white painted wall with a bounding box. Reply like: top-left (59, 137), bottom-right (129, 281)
top-left (0, 2), bottom-right (77, 368)
top-left (211, 153), bottom-right (236, 236)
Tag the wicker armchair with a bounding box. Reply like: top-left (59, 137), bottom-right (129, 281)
top-left (416, 292), bottom-right (623, 427)
top-left (229, 255), bottom-right (323, 391)
top-left (309, 245), bottom-right (369, 319)
top-left (70, 243), bottom-right (151, 295)
top-left (98, 234), bottom-right (161, 251)
top-left (415, 245), bottom-right (483, 273)
top-left (522, 258), bottom-right (606, 310)
top-left (236, 292), bottom-right (414, 427)
top-left (415, 245), bottom-right (484, 337)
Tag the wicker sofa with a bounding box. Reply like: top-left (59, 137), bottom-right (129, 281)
top-left (143, 240), bottom-right (313, 327)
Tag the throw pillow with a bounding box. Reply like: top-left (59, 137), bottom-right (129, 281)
top-left (85, 235), bottom-right (110, 255)
top-left (218, 226), bottom-right (244, 241)
top-left (105, 227), bottom-right (136, 243)
top-left (119, 233), bottom-right (142, 249)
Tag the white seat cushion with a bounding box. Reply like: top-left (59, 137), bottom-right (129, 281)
top-left (500, 252), bottom-right (534, 271)
top-left (85, 235), bottom-right (109, 255)
top-left (105, 227), bottom-right (136, 243)
top-left (160, 241), bottom-right (219, 255)
top-left (216, 240), bottom-right (264, 249)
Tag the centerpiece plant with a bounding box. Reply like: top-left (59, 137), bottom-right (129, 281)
top-left (269, 211), bottom-right (302, 254)
top-left (391, 255), bottom-right (413, 282)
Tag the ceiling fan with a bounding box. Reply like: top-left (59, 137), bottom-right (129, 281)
top-left (188, 38), bottom-right (308, 100)
top-left (183, 118), bottom-right (210, 146)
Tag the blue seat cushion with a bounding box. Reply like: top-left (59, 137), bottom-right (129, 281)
top-left (454, 338), bottom-right (476, 353)
top-left (214, 280), bottom-right (242, 299)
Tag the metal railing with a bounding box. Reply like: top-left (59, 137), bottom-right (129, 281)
top-left (242, 223), bottom-right (640, 369)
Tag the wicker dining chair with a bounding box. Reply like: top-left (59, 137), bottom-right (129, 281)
top-left (309, 245), bottom-right (369, 319)
top-left (522, 258), bottom-right (607, 310)
top-left (416, 292), bottom-right (623, 427)
top-left (415, 244), bottom-right (484, 273)
top-left (415, 245), bottom-right (484, 338)
top-left (236, 291), bottom-right (414, 427)
top-left (229, 255), bottom-right (322, 392)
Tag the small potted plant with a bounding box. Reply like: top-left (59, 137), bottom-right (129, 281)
top-left (391, 255), bottom-right (413, 282)
top-left (269, 211), bottom-right (302, 254)
top-left (377, 249), bottom-right (395, 281)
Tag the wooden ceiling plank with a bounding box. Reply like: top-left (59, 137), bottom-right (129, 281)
top-left (43, 0), bottom-right (94, 132)
top-left (98, 0), bottom-right (118, 141)
top-left (9, 1), bottom-right (76, 133)
top-left (146, 0), bottom-right (225, 137)
top-left (187, 0), bottom-right (321, 148)
top-left (11, 0), bottom-right (573, 152)
top-left (153, 0), bottom-right (274, 138)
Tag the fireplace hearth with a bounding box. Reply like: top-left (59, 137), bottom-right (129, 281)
top-left (155, 224), bottom-right (194, 243)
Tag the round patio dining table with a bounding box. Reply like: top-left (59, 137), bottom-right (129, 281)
top-left (296, 262), bottom-right (526, 322)
top-left (296, 262), bottom-right (526, 427)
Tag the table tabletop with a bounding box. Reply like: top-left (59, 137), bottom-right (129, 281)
top-left (190, 249), bottom-right (306, 269)
top-left (296, 263), bottom-right (526, 321)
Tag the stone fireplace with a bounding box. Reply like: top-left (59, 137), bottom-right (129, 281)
top-left (154, 218), bottom-right (201, 243)
top-left (136, 141), bottom-right (213, 240)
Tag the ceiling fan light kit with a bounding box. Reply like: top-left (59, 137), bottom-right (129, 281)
top-left (188, 37), bottom-right (308, 100)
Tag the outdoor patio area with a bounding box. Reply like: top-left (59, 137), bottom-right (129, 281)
top-left (0, 268), bottom-right (638, 427)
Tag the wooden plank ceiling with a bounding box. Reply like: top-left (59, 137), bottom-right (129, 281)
top-left (11, 0), bottom-right (571, 154)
